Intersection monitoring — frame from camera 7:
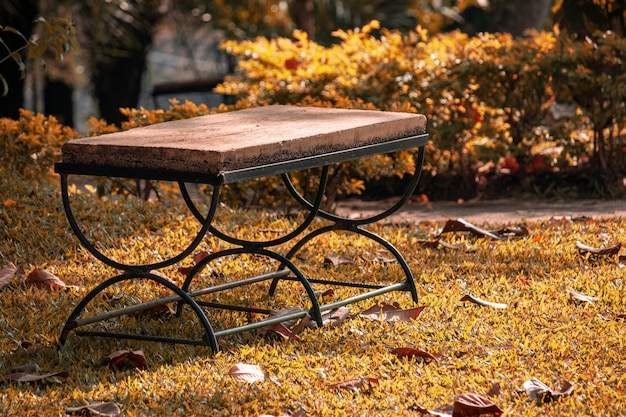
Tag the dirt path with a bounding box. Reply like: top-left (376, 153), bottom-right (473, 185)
top-left (335, 198), bottom-right (626, 225)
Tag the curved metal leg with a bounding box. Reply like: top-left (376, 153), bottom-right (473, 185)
top-left (58, 271), bottom-right (219, 352)
top-left (270, 224), bottom-right (418, 304)
top-left (282, 146), bottom-right (426, 226)
top-left (180, 247), bottom-right (324, 328)
top-left (59, 174), bottom-right (221, 271)
top-left (179, 168), bottom-right (329, 248)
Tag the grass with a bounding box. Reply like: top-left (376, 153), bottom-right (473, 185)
top-left (0, 176), bottom-right (624, 416)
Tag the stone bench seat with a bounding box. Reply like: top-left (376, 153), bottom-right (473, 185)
top-left (57, 105), bottom-right (428, 183)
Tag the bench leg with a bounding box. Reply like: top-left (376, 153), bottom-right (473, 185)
top-left (59, 174), bottom-right (220, 271)
top-left (58, 271), bottom-right (219, 352)
top-left (179, 247), bottom-right (324, 329)
top-left (269, 223), bottom-right (418, 304)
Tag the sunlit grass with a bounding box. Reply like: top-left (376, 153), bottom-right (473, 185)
top-left (1, 179), bottom-right (624, 416)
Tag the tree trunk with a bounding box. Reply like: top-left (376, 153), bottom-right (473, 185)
top-left (78, 0), bottom-right (163, 126)
top-left (293, 0), bottom-right (315, 38)
top-left (488, 0), bottom-right (552, 36)
top-left (0, 0), bottom-right (38, 119)
top-left (92, 41), bottom-right (151, 126)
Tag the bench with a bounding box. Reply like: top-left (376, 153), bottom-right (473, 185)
top-left (55, 105), bottom-right (429, 352)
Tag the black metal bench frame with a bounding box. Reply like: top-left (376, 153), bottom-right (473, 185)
top-left (55, 130), bottom-right (429, 352)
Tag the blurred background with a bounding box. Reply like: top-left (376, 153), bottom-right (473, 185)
top-left (1, 0), bottom-right (557, 132)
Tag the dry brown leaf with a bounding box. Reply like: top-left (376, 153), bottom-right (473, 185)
top-left (228, 363), bottom-right (268, 383)
top-left (576, 241), bottom-right (621, 256)
top-left (66, 401), bottom-right (121, 416)
top-left (413, 393), bottom-right (502, 417)
top-left (149, 269), bottom-right (175, 283)
top-left (322, 306), bottom-right (351, 327)
top-left (523, 377), bottom-right (574, 403)
top-left (10, 362), bottom-right (40, 373)
top-left (0, 265), bottom-right (24, 290)
top-left (299, 307), bottom-right (351, 330)
top-left (453, 393), bottom-right (503, 416)
top-left (259, 410), bottom-right (306, 417)
top-left (25, 268), bottom-right (73, 289)
top-left (323, 255), bottom-right (355, 266)
top-left (3, 370), bottom-right (69, 383)
top-left (568, 289), bottom-right (598, 304)
top-left (327, 377), bottom-right (379, 391)
top-left (494, 225), bottom-right (529, 237)
top-left (486, 382), bottom-right (501, 397)
top-left (439, 219), bottom-right (504, 240)
top-left (314, 288), bottom-right (335, 299)
top-left (390, 347), bottom-right (444, 363)
top-left (418, 240), bottom-right (466, 250)
top-left (107, 350), bottom-right (147, 370)
top-left (257, 322), bottom-right (302, 341)
top-left (460, 294), bottom-right (508, 309)
top-left (359, 303), bottom-right (425, 322)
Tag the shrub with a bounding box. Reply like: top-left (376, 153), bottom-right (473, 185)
top-left (0, 109), bottom-right (79, 181)
top-left (217, 21), bottom-right (626, 198)
top-left (5, 22), bottom-right (625, 203)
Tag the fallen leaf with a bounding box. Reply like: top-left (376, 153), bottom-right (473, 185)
top-left (25, 268), bottom-right (73, 289)
top-left (290, 313), bottom-right (314, 334)
top-left (486, 382), bottom-right (501, 397)
top-left (494, 225), bottom-right (529, 237)
top-left (10, 362), bottom-right (39, 373)
top-left (267, 306), bottom-right (304, 328)
top-left (568, 289), bottom-right (598, 304)
top-left (327, 377), bottom-right (379, 390)
top-left (66, 402), bottom-right (121, 416)
top-left (259, 410), bottom-right (306, 417)
top-left (576, 241), bottom-right (621, 256)
top-left (522, 377), bottom-right (574, 403)
top-left (373, 256), bottom-right (396, 263)
top-left (390, 347), bottom-right (444, 363)
top-left (107, 350), bottom-right (147, 370)
top-left (418, 240), bottom-right (465, 250)
top-left (257, 322), bottom-right (302, 341)
top-left (0, 265), bottom-right (24, 290)
top-left (149, 269), bottom-right (175, 283)
top-left (11, 339), bottom-right (33, 351)
top-left (314, 288), bottom-right (334, 298)
top-left (439, 219), bottom-right (503, 240)
top-left (3, 370), bottom-right (69, 383)
top-left (453, 393), bottom-right (503, 416)
top-left (412, 404), bottom-right (455, 416)
top-left (359, 303), bottom-right (425, 322)
top-left (193, 250), bottom-right (212, 263)
top-left (460, 294), bottom-right (507, 309)
top-left (228, 363), bottom-right (268, 383)
top-left (322, 307), bottom-right (351, 327)
top-left (323, 255), bottom-right (355, 266)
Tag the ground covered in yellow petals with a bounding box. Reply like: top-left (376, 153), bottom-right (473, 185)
top-left (1, 178), bottom-right (624, 416)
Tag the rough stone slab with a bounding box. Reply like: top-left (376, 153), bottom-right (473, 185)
top-left (61, 105), bottom-right (427, 175)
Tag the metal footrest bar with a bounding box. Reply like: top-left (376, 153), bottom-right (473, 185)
top-left (180, 247), bottom-right (324, 329)
top-left (275, 275), bottom-right (389, 290)
top-left (71, 270), bottom-right (290, 329)
top-left (213, 307), bottom-right (314, 338)
top-left (74, 330), bottom-right (213, 346)
top-left (214, 281), bottom-right (410, 339)
top-left (316, 282), bottom-right (409, 312)
top-left (194, 301), bottom-right (273, 315)
top-left (58, 272), bottom-right (220, 352)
